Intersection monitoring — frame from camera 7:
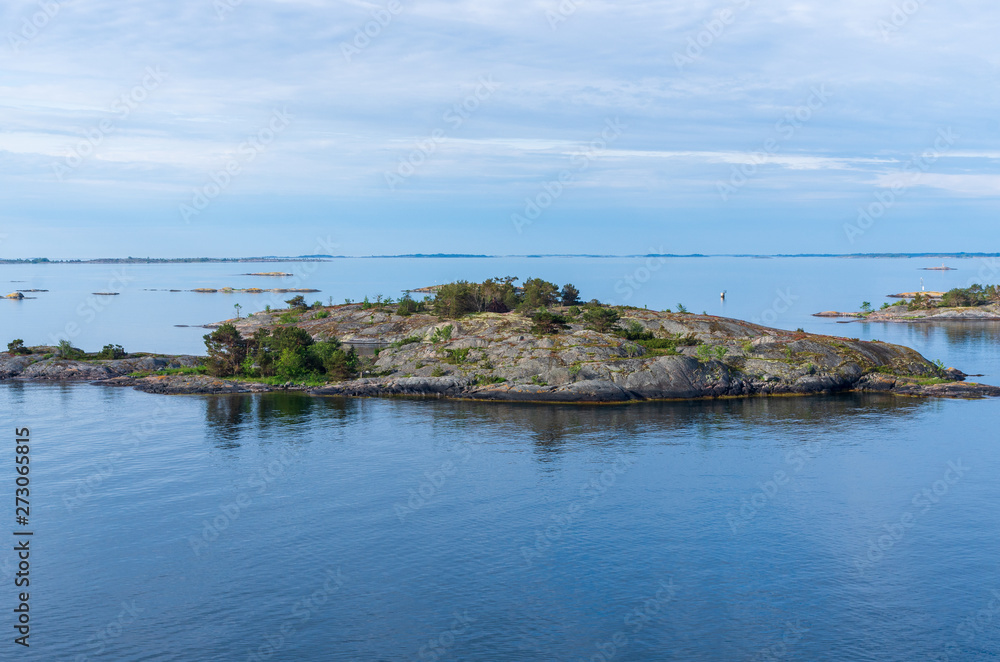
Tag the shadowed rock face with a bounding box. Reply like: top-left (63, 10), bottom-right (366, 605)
top-left (5, 306), bottom-right (999, 401)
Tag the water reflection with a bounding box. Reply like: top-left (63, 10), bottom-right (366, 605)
top-left (203, 393), bottom-right (355, 448)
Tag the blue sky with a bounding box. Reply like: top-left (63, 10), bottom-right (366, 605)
top-left (2, 0), bottom-right (999, 258)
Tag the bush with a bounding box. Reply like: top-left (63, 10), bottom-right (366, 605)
top-left (313, 310), bottom-right (330, 320)
top-left (285, 295), bottom-right (308, 309)
top-left (617, 320), bottom-right (654, 341)
top-left (582, 307), bottom-right (620, 333)
top-left (396, 295), bottom-right (423, 316)
top-left (97, 344), bottom-right (127, 360)
top-left (431, 366), bottom-right (446, 377)
top-left (57, 340), bottom-right (84, 359)
top-left (531, 310), bottom-right (569, 335)
top-left (6, 339), bottom-right (30, 355)
top-left (430, 325), bottom-right (453, 343)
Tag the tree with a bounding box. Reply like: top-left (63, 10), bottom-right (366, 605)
top-left (6, 339), bottom-right (30, 355)
top-left (531, 310), bottom-right (569, 335)
top-left (519, 278), bottom-right (559, 310)
top-left (582, 307), bottom-right (621, 333)
top-left (285, 295), bottom-right (308, 309)
top-left (560, 283), bottom-right (582, 306)
top-left (396, 294), bottom-right (420, 316)
top-left (432, 281), bottom-right (477, 318)
top-left (203, 324), bottom-right (247, 377)
top-left (860, 301), bottom-right (873, 313)
top-left (97, 344), bottom-right (127, 360)
top-left (234, 303), bottom-right (242, 319)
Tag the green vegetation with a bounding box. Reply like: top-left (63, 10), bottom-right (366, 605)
top-left (531, 310), bottom-right (569, 335)
top-left (130, 365), bottom-right (207, 378)
top-left (57, 340), bottom-right (84, 359)
top-left (472, 374), bottom-right (506, 385)
top-left (278, 312), bottom-right (300, 324)
top-left (6, 339), bottom-right (30, 355)
top-left (530, 375), bottom-right (548, 386)
top-left (444, 348), bottom-right (471, 364)
top-left (582, 306), bottom-right (620, 333)
top-left (203, 323), bottom-right (358, 382)
top-left (97, 344), bottom-right (127, 360)
top-left (312, 310), bottom-right (330, 320)
top-left (430, 325), bottom-right (453, 343)
top-left (396, 294), bottom-right (427, 316)
top-left (428, 277), bottom-right (587, 318)
top-left (285, 295), bottom-right (308, 310)
top-left (431, 366), bottom-right (446, 377)
top-left (391, 335), bottom-right (422, 348)
top-left (860, 301), bottom-right (873, 314)
top-left (676, 303), bottom-right (689, 314)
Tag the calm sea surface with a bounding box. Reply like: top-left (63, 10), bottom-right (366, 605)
top-left (1, 257), bottom-right (999, 660)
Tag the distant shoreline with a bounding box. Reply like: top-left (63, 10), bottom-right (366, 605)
top-left (2, 253), bottom-right (999, 265)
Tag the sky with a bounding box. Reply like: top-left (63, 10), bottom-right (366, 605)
top-left (1, 0), bottom-right (999, 258)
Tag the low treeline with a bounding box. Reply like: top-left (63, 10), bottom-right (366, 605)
top-left (902, 283), bottom-right (999, 310)
top-left (203, 325), bottom-right (357, 381)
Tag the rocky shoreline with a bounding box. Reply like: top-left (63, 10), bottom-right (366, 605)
top-left (4, 306), bottom-right (1000, 401)
top-left (816, 303), bottom-right (1000, 322)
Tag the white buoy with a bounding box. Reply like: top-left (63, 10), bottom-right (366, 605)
top-left (720, 290), bottom-right (727, 301)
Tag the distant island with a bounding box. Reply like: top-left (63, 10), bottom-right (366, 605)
top-left (816, 284), bottom-right (1000, 322)
top-left (3, 278), bottom-right (998, 401)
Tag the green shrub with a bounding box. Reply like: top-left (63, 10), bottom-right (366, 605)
top-left (430, 325), bottom-right (453, 343)
top-left (472, 374), bottom-right (506, 385)
top-left (278, 312), bottom-right (299, 324)
top-left (391, 335), bottom-right (422, 348)
top-left (582, 307), bottom-right (620, 333)
top-left (56, 339), bottom-right (84, 359)
top-left (560, 283), bottom-right (582, 306)
top-left (6, 339), bottom-right (30, 355)
top-left (313, 310), bottom-right (330, 320)
top-left (431, 366), bottom-right (446, 377)
top-left (530, 375), bottom-right (548, 386)
top-left (531, 310), bottom-right (569, 335)
top-left (617, 320), bottom-right (654, 341)
top-left (444, 348), bottom-right (471, 364)
top-left (97, 344), bottom-right (127, 360)
top-left (285, 295), bottom-right (308, 309)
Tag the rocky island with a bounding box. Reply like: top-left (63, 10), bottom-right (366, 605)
top-left (3, 278), bottom-right (999, 401)
top-left (817, 283), bottom-right (1000, 322)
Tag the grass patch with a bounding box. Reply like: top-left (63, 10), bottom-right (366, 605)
top-left (472, 374), bottom-right (506, 385)
top-left (391, 335), bottom-right (422, 348)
